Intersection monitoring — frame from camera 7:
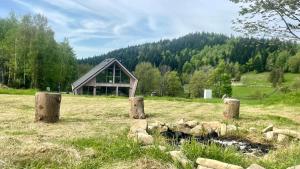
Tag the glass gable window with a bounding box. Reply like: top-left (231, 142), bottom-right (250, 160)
top-left (95, 64), bottom-right (130, 84)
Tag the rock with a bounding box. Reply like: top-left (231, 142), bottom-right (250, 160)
top-left (227, 125), bottom-right (237, 133)
top-left (201, 121), bottom-right (222, 134)
top-left (220, 123), bottom-right (227, 136)
top-left (247, 164), bottom-right (265, 169)
top-left (273, 129), bottom-right (300, 140)
top-left (262, 125), bottom-right (273, 133)
top-left (287, 165), bottom-right (300, 169)
top-left (174, 124), bottom-right (191, 134)
top-left (159, 125), bottom-right (168, 133)
top-left (196, 158), bottom-right (243, 169)
top-left (130, 120), bottom-right (148, 133)
top-left (169, 151), bottom-right (191, 168)
top-left (136, 132), bottom-right (154, 145)
top-left (264, 131), bottom-right (276, 141)
top-left (186, 120), bottom-right (198, 128)
top-left (277, 134), bottom-right (289, 143)
top-left (176, 119), bottom-right (186, 125)
top-left (197, 165), bottom-right (213, 169)
top-left (190, 124), bottom-right (204, 136)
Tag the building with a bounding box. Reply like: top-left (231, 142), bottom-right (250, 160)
top-left (72, 58), bottom-right (138, 97)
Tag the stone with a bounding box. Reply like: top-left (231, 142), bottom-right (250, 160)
top-left (262, 125), bottom-right (273, 133)
top-left (196, 158), bottom-right (243, 169)
top-left (186, 120), bottom-right (198, 128)
top-left (227, 125), bottom-right (237, 133)
top-left (247, 164), bottom-right (265, 169)
top-left (190, 124), bottom-right (204, 136)
top-left (277, 134), bottom-right (289, 143)
top-left (273, 129), bottom-right (300, 140)
top-left (287, 165), bottom-right (300, 169)
top-left (201, 121), bottom-right (222, 134)
top-left (130, 120), bottom-right (148, 133)
top-left (169, 151), bottom-right (191, 168)
top-left (197, 165), bottom-right (213, 169)
top-left (176, 119), bottom-right (186, 125)
top-left (159, 125), bottom-right (168, 133)
top-left (220, 123), bottom-right (227, 136)
top-left (174, 124), bottom-right (191, 134)
top-left (264, 131), bottom-right (276, 141)
top-left (136, 132), bottom-right (154, 145)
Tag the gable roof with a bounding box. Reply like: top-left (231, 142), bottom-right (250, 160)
top-left (72, 58), bottom-right (137, 90)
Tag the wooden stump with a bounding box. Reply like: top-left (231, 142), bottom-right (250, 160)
top-left (129, 96), bottom-right (145, 119)
top-left (223, 98), bottom-right (240, 119)
top-left (35, 92), bottom-right (61, 123)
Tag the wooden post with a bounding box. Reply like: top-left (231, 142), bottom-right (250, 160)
top-left (223, 98), bottom-right (240, 119)
top-left (35, 92), bottom-right (61, 123)
top-left (129, 96), bottom-right (145, 119)
top-left (93, 86), bottom-right (96, 96)
top-left (116, 86), bottom-right (119, 96)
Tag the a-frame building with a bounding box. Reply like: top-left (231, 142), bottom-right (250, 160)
top-left (72, 58), bottom-right (138, 97)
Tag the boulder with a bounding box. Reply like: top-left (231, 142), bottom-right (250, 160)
top-left (130, 120), bottom-right (148, 133)
top-left (273, 129), bottom-right (300, 140)
top-left (190, 124), bottom-right (204, 136)
top-left (186, 120), bottom-right (199, 128)
top-left (220, 123), bottom-right (227, 136)
top-left (264, 131), bottom-right (276, 141)
top-left (136, 132), bottom-right (154, 145)
top-left (277, 134), bottom-right (289, 143)
top-left (169, 151), bottom-right (192, 168)
top-left (201, 121), bottom-right (222, 134)
top-left (196, 158), bottom-right (243, 169)
top-left (227, 125), bottom-right (237, 133)
top-left (198, 166), bottom-right (213, 169)
top-left (287, 165), bottom-right (300, 169)
top-left (247, 164), bottom-right (265, 169)
top-left (262, 125), bottom-right (273, 133)
top-left (174, 124), bottom-right (191, 134)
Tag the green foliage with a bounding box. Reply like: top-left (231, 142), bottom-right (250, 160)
top-left (0, 13), bottom-right (77, 91)
top-left (210, 61), bottom-right (232, 98)
top-left (288, 52), bottom-right (300, 73)
top-left (134, 62), bottom-right (161, 95)
top-left (189, 71), bottom-right (210, 98)
top-left (268, 68), bottom-right (284, 87)
top-left (162, 71), bottom-right (183, 96)
top-left (0, 88), bottom-right (37, 95)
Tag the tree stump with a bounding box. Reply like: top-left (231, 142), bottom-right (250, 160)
top-left (223, 98), bottom-right (240, 119)
top-left (35, 92), bottom-right (61, 123)
top-left (129, 96), bottom-right (145, 119)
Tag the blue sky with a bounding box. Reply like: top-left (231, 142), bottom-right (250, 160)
top-left (0, 0), bottom-right (240, 58)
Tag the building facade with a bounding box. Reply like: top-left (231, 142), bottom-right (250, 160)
top-left (72, 58), bottom-right (138, 97)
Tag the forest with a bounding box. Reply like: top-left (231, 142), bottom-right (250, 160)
top-left (0, 13), bottom-right (77, 91)
top-left (1, 13), bottom-right (300, 96)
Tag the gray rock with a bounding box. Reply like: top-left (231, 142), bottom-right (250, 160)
top-left (190, 124), bottom-right (204, 136)
top-left (247, 164), bottom-right (265, 169)
top-left (186, 120), bottom-right (198, 128)
top-left (196, 158), bottom-right (243, 169)
top-left (136, 132), bottom-right (154, 145)
top-left (169, 151), bottom-right (192, 168)
top-left (130, 119), bottom-right (148, 133)
top-left (264, 131), bottom-right (276, 141)
top-left (197, 165), bottom-right (213, 169)
top-left (273, 129), bottom-right (300, 140)
top-left (262, 125), bottom-right (273, 133)
top-left (277, 134), bottom-right (289, 143)
top-left (227, 124), bottom-right (237, 133)
top-left (287, 165), bottom-right (300, 169)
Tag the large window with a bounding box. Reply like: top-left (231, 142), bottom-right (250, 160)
top-left (95, 64), bottom-right (130, 84)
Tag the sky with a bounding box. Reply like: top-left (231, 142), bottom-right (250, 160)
top-left (0, 0), bottom-right (240, 58)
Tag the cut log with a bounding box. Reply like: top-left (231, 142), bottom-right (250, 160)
top-left (129, 96), bottom-right (145, 119)
top-left (223, 98), bottom-right (240, 119)
top-left (35, 92), bottom-right (61, 123)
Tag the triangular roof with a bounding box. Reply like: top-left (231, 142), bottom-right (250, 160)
top-left (72, 58), bottom-right (137, 90)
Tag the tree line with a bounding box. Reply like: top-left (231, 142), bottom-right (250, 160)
top-left (0, 13), bottom-right (77, 91)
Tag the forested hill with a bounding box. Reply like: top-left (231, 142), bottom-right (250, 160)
top-left (78, 32), bottom-right (299, 74)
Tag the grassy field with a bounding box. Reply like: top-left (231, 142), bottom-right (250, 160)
top-left (0, 94), bottom-right (300, 168)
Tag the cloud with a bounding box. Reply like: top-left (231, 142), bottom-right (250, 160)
top-left (5, 0), bottom-right (240, 58)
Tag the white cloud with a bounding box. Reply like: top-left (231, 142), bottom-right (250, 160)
top-left (9, 0), bottom-right (240, 58)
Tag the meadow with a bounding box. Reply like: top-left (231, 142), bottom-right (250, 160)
top-left (0, 72), bottom-right (300, 168)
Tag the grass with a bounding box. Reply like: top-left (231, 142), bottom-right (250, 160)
top-left (0, 88), bottom-right (37, 95)
top-left (0, 83), bottom-right (300, 168)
